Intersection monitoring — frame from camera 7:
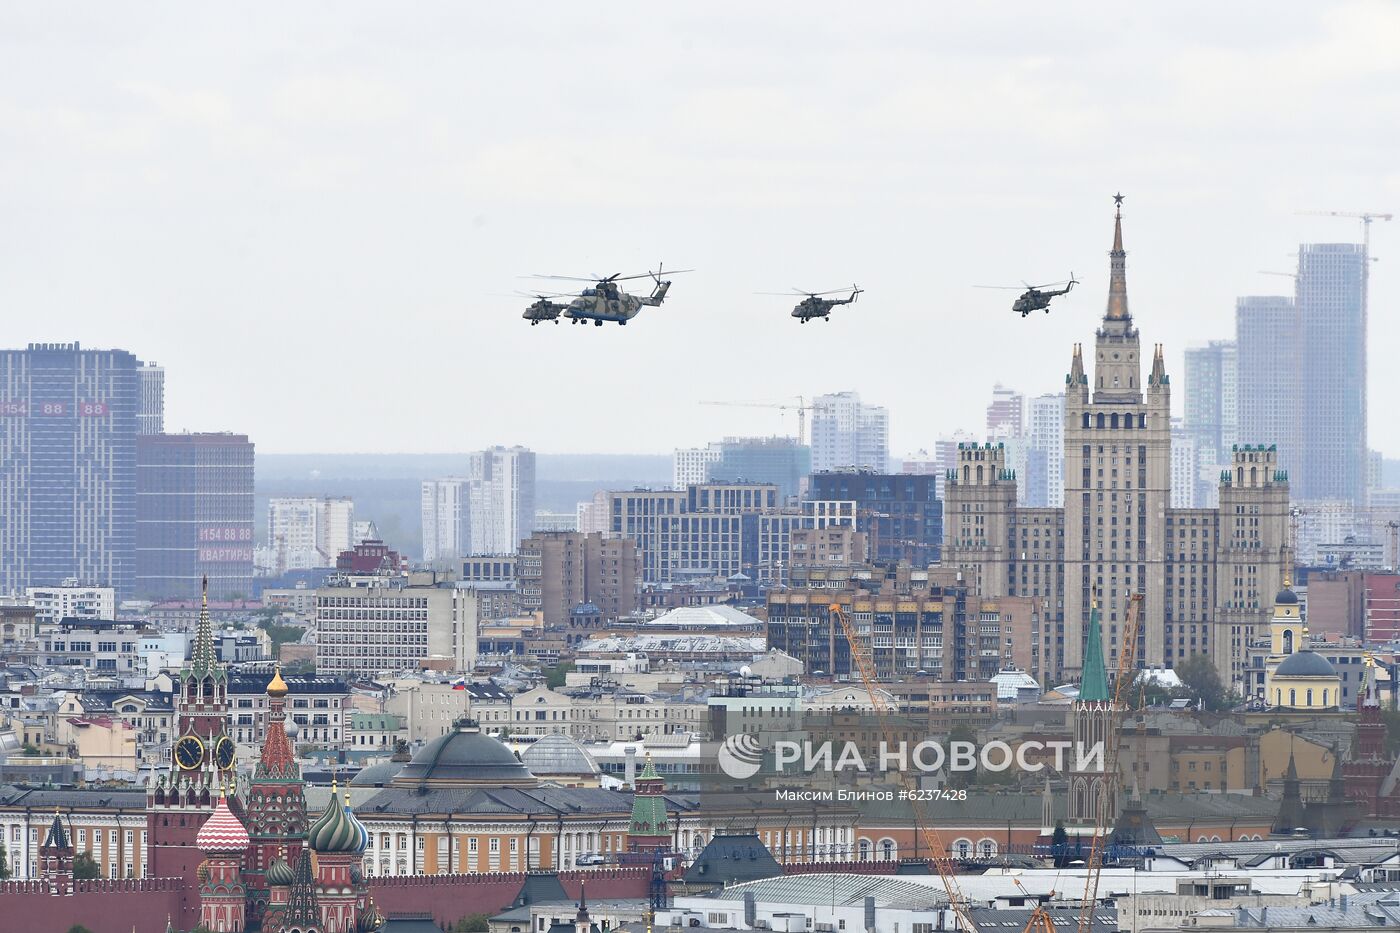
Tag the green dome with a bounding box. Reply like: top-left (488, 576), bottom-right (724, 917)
top-left (309, 788), bottom-right (367, 854)
top-left (266, 854), bottom-right (295, 886)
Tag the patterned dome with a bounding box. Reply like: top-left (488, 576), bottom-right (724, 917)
top-left (309, 784), bottom-right (367, 854)
top-left (358, 898), bottom-right (384, 933)
top-left (266, 853), bottom-right (295, 886)
top-left (196, 794), bottom-right (250, 853)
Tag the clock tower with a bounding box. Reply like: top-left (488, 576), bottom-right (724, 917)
top-left (147, 576), bottom-right (239, 882)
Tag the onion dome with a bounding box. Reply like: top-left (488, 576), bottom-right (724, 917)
top-left (309, 781), bottom-right (367, 854)
top-left (197, 791), bottom-right (250, 853)
top-left (358, 897), bottom-right (384, 933)
top-left (1274, 587), bottom-right (1298, 605)
top-left (266, 852), bottom-right (295, 886)
top-left (267, 666), bottom-right (290, 699)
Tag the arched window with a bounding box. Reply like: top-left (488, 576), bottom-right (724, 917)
top-left (1097, 414), bottom-right (1105, 429)
top-left (1111, 414), bottom-right (1119, 429)
top-left (858, 838), bottom-right (871, 861)
top-left (1322, 689), bottom-right (1329, 706)
top-left (956, 839), bottom-right (971, 858)
top-left (880, 839), bottom-right (894, 861)
top-left (1083, 413), bottom-right (1090, 428)
top-left (977, 465), bottom-right (984, 483)
top-left (962, 465), bottom-right (970, 484)
top-left (1306, 689), bottom-right (1313, 706)
top-left (1289, 689), bottom-right (1296, 707)
top-left (979, 839), bottom-right (996, 858)
top-left (1283, 630), bottom-right (1294, 654)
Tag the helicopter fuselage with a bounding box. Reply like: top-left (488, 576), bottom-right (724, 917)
top-left (565, 280), bottom-right (672, 325)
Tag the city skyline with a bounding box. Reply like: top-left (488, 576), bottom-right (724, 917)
top-left (0, 3), bottom-right (1394, 456)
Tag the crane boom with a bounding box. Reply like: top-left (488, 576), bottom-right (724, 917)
top-left (830, 603), bottom-right (975, 931)
top-left (699, 398), bottom-right (812, 444)
top-left (1076, 592), bottom-right (1144, 933)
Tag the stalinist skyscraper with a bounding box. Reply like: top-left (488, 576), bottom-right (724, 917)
top-left (944, 196), bottom-right (1289, 687)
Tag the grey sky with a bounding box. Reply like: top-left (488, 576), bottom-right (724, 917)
top-left (2, 2), bottom-right (1396, 456)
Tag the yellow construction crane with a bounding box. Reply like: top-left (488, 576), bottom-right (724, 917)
top-left (829, 603), bottom-right (976, 931)
top-left (700, 397), bottom-right (813, 445)
top-left (1075, 592), bottom-right (1144, 933)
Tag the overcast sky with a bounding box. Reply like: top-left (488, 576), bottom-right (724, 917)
top-left (2, 2), bottom-right (1396, 457)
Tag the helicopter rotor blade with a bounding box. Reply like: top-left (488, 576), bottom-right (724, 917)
top-left (973, 285), bottom-right (1023, 290)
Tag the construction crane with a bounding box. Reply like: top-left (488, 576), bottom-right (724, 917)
top-left (829, 603), bottom-right (975, 931)
top-left (1075, 592), bottom-right (1145, 933)
top-left (700, 397), bottom-right (812, 445)
top-left (1296, 210), bottom-right (1393, 254)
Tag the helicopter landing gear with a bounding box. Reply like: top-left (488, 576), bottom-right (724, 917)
top-left (618, 320), bottom-right (627, 326)
top-left (594, 320), bottom-right (603, 326)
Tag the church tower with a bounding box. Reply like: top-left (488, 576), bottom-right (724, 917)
top-left (1062, 195), bottom-right (1170, 675)
top-left (1067, 601), bottom-right (1117, 832)
top-left (245, 667), bottom-right (310, 928)
top-left (148, 576), bottom-right (238, 880)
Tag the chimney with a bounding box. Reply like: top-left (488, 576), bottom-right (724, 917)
top-left (624, 746), bottom-right (638, 788)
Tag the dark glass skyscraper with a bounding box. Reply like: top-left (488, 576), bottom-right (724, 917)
top-left (136, 433), bottom-right (255, 600)
top-left (806, 470), bottom-right (942, 566)
top-left (0, 343), bottom-right (140, 597)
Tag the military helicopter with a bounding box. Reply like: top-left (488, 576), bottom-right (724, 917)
top-left (760, 285), bottom-right (863, 323)
top-left (976, 274), bottom-right (1078, 317)
top-left (515, 291), bottom-right (574, 326)
top-left (528, 264), bottom-right (691, 326)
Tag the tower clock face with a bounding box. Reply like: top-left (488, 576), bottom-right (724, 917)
top-left (175, 734), bottom-right (205, 770)
top-left (215, 735), bottom-right (236, 771)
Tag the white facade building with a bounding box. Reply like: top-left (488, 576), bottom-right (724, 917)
top-left (1170, 426), bottom-right (1202, 509)
top-left (672, 443), bottom-right (724, 490)
top-left (25, 582), bottom-right (116, 623)
top-left (266, 496), bottom-right (354, 572)
top-left (421, 478), bottom-right (470, 566)
top-left (810, 391), bottom-right (889, 473)
top-left (314, 581), bottom-right (478, 675)
top-left (1028, 393), bottom-right (1065, 508)
top-left (423, 447), bottom-right (537, 559)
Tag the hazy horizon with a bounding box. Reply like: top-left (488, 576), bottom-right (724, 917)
top-left (3, 2), bottom-right (1396, 457)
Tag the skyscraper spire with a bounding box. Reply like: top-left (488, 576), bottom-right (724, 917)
top-left (1105, 192), bottom-right (1130, 321)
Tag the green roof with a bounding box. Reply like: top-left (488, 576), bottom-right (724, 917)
top-left (1080, 603), bottom-right (1110, 702)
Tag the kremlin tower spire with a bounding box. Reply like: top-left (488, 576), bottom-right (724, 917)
top-left (245, 666), bottom-right (309, 928)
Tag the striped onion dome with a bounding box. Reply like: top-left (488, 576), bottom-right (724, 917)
top-left (266, 853), bottom-right (295, 886)
top-left (309, 782), bottom-right (367, 854)
top-left (196, 793), bottom-right (250, 853)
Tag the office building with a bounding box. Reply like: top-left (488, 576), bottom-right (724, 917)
top-left (0, 343), bottom-right (140, 598)
top-left (135, 433), bottom-right (255, 601)
top-left (807, 470), bottom-right (942, 567)
top-left (314, 581), bottom-right (477, 675)
top-left (706, 436), bottom-right (811, 499)
top-left (1027, 393), bottom-right (1065, 508)
top-left (672, 442), bottom-right (723, 490)
top-left (24, 582), bottom-right (116, 623)
top-left (1298, 243), bottom-right (1368, 503)
top-left (810, 390), bottom-right (889, 472)
top-left (985, 384), bottom-right (1024, 437)
top-left (1182, 340), bottom-right (1237, 475)
top-left (1235, 294), bottom-right (1299, 485)
top-left (604, 484), bottom-right (782, 584)
top-left (137, 362), bottom-right (164, 436)
top-left (516, 531), bottom-right (638, 625)
top-left (1170, 423), bottom-right (1202, 509)
top-left (266, 496), bottom-right (354, 572)
top-left (942, 201), bottom-right (1289, 686)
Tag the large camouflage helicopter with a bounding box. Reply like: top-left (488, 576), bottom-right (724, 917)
top-left (976, 274), bottom-right (1078, 317)
top-left (760, 285), bottom-right (863, 323)
top-left (528, 264), bottom-right (691, 326)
